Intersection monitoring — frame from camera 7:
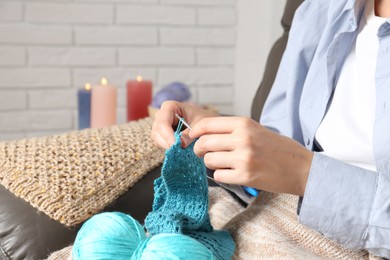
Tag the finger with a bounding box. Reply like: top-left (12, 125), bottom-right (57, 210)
top-left (213, 169), bottom-right (242, 185)
top-left (151, 119), bottom-right (175, 149)
top-left (153, 103), bottom-right (181, 148)
top-left (179, 128), bottom-right (195, 148)
top-left (189, 117), bottom-right (245, 139)
top-left (193, 134), bottom-right (236, 157)
top-left (152, 131), bottom-right (170, 150)
top-left (203, 151), bottom-right (235, 170)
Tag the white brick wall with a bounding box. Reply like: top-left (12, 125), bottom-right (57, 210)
top-left (0, 24), bottom-right (72, 44)
top-left (0, 2), bottom-right (23, 22)
top-left (0, 0), bottom-right (237, 141)
top-left (161, 28), bottom-right (235, 46)
top-left (116, 5), bottom-right (196, 25)
top-left (29, 47), bottom-right (116, 66)
top-left (0, 47), bottom-right (26, 66)
top-left (198, 8), bottom-right (236, 25)
top-left (0, 91), bottom-right (27, 111)
top-left (119, 47), bottom-right (194, 65)
top-left (25, 3), bottom-right (114, 24)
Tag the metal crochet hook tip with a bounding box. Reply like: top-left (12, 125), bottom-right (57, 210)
top-left (175, 113), bottom-right (192, 130)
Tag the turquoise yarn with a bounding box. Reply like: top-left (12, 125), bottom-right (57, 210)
top-left (133, 234), bottom-right (215, 259)
top-left (72, 122), bottom-right (235, 259)
top-left (73, 212), bottom-right (215, 259)
top-left (72, 212), bottom-right (146, 259)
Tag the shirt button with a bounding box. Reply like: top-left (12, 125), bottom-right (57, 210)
top-left (306, 138), bottom-right (311, 146)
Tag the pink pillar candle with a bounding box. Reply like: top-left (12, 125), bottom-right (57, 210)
top-left (91, 78), bottom-right (117, 128)
top-left (127, 76), bottom-right (152, 121)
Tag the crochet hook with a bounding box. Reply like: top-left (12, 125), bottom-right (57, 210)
top-left (175, 114), bottom-right (192, 130)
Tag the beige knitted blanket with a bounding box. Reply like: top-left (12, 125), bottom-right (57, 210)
top-left (208, 188), bottom-right (377, 260)
top-left (0, 118), bottom-right (164, 227)
top-left (48, 187), bottom-right (378, 259)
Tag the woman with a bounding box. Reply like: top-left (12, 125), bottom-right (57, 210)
top-left (151, 0), bottom-right (390, 257)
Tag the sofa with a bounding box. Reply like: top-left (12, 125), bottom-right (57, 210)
top-left (0, 1), bottom-right (303, 259)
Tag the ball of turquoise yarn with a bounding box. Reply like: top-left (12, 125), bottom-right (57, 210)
top-left (73, 212), bottom-right (216, 260)
top-left (132, 233), bottom-right (216, 260)
top-left (72, 212), bottom-right (146, 260)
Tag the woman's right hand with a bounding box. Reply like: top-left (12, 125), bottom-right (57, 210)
top-left (151, 101), bottom-right (218, 149)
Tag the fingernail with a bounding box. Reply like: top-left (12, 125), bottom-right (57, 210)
top-left (180, 137), bottom-right (187, 148)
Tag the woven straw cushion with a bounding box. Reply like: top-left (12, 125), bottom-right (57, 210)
top-left (0, 118), bottom-right (164, 227)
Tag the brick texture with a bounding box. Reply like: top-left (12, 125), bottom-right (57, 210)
top-left (0, 47), bottom-right (26, 66)
top-left (0, 91), bottom-right (27, 111)
top-left (25, 3), bottom-right (114, 24)
top-left (29, 47), bottom-right (116, 66)
top-left (75, 26), bottom-right (158, 45)
top-left (29, 90), bottom-right (76, 109)
top-left (119, 47), bottom-right (194, 65)
top-left (0, 68), bottom-right (71, 88)
top-left (158, 67), bottom-right (234, 86)
top-left (161, 27), bottom-right (235, 46)
top-left (161, 0), bottom-right (235, 6)
top-left (198, 8), bottom-right (236, 25)
top-left (0, 25), bottom-right (72, 44)
top-left (0, 0), bottom-right (236, 141)
top-left (116, 5), bottom-right (196, 25)
top-left (0, 2), bottom-right (23, 22)
top-left (197, 48), bottom-right (235, 65)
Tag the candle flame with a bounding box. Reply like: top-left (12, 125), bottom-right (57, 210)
top-left (136, 75), bottom-right (143, 82)
top-left (85, 83), bottom-right (92, 91)
top-left (101, 77), bottom-right (108, 85)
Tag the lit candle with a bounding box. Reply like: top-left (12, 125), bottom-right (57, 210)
top-left (126, 76), bottom-right (152, 121)
top-left (78, 83), bottom-right (92, 129)
top-left (91, 77), bottom-right (117, 128)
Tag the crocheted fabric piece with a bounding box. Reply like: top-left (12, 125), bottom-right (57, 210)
top-left (0, 118), bottom-right (164, 227)
top-left (144, 128), bottom-right (235, 260)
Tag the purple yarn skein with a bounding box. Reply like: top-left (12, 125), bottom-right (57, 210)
top-left (152, 82), bottom-right (191, 108)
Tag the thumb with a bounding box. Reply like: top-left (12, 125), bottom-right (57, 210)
top-left (179, 128), bottom-right (195, 148)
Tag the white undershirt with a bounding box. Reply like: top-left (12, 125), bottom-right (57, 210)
top-left (315, 0), bottom-right (386, 172)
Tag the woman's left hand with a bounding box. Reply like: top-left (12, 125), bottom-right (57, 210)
top-left (189, 116), bottom-right (313, 196)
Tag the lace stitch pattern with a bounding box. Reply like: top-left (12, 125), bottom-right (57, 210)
top-left (144, 127), bottom-right (235, 260)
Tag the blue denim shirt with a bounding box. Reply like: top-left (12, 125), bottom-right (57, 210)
top-left (260, 0), bottom-right (390, 257)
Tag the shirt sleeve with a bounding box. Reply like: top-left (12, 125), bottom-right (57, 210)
top-left (299, 152), bottom-right (390, 258)
top-left (260, 0), bottom-right (390, 257)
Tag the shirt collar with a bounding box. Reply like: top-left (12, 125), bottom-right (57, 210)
top-left (346, 0), bottom-right (390, 36)
top-left (331, 0), bottom-right (366, 33)
top-left (348, 0), bottom-right (366, 29)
